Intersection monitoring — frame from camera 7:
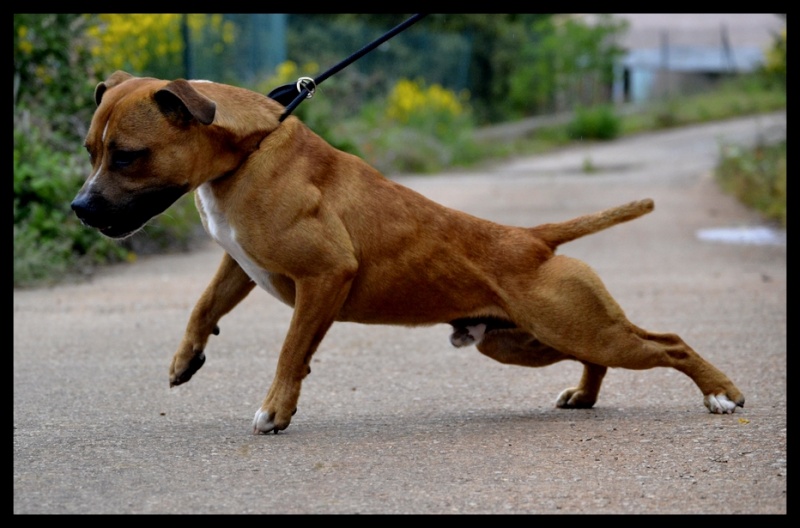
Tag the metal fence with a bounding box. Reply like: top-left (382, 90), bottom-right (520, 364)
top-left (184, 15), bottom-right (472, 97)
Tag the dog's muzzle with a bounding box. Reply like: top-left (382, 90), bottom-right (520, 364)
top-left (71, 183), bottom-right (189, 239)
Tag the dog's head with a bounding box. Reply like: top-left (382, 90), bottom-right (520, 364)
top-left (71, 70), bottom-right (281, 239)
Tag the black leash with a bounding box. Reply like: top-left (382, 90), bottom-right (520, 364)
top-left (268, 14), bottom-right (428, 122)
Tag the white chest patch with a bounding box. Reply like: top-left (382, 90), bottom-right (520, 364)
top-left (196, 185), bottom-right (285, 303)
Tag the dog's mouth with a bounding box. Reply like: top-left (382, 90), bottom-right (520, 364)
top-left (74, 214), bottom-right (145, 239)
top-left (71, 183), bottom-right (190, 239)
top-left (97, 223), bottom-right (143, 239)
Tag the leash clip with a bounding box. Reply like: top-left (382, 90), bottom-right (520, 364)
top-left (296, 77), bottom-right (316, 99)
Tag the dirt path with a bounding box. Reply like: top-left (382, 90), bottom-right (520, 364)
top-left (14, 112), bottom-right (786, 514)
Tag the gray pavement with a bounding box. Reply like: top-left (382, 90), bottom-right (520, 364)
top-left (14, 112), bottom-right (786, 514)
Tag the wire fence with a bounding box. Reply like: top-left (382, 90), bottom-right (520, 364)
top-left (184, 15), bottom-right (472, 96)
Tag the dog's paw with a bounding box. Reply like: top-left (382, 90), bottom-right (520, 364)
top-left (252, 407), bottom-right (296, 435)
top-left (555, 388), bottom-right (597, 409)
top-left (169, 350), bottom-right (206, 387)
top-left (449, 323), bottom-right (486, 348)
top-left (704, 392), bottom-right (745, 414)
top-left (449, 331), bottom-right (476, 347)
top-left (253, 409), bottom-right (278, 434)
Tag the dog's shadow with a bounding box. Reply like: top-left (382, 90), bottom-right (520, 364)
top-left (264, 405), bottom-right (693, 441)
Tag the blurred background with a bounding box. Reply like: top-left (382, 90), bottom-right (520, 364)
top-left (13, 14), bottom-right (786, 288)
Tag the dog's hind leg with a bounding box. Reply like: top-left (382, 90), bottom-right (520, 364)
top-left (617, 327), bottom-right (745, 414)
top-left (169, 252), bottom-right (256, 387)
top-left (511, 255), bottom-right (744, 414)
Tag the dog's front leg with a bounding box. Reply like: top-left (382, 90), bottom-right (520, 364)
top-left (253, 271), bottom-right (355, 434)
top-left (169, 252), bottom-right (255, 387)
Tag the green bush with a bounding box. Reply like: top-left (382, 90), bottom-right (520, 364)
top-left (13, 123), bottom-right (204, 288)
top-left (761, 26), bottom-right (786, 88)
top-left (508, 15), bottom-right (627, 118)
top-left (13, 127), bottom-right (130, 287)
top-left (715, 139), bottom-right (786, 227)
top-left (567, 104), bottom-right (621, 140)
top-left (331, 77), bottom-right (479, 174)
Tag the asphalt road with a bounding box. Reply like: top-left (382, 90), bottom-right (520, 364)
top-left (14, 112), bottom-right (786, 514)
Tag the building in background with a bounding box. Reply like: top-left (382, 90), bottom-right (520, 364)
top-left (600, 14), bottom-right (785, 103)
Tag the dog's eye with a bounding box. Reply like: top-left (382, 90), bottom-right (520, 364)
top-left (111, 149), bottom-right (145, 169)
top-left (84, 144), bottom-right (96, 164)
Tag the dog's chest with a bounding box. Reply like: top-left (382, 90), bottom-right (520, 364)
top-left (196, 185), bottom-right (285, 302)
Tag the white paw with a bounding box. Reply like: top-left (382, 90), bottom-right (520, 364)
top-left (555, 388), bottom-right (572, 407)
top-left (704, 393), bottom-right (738, 414)
top-left (450, 323), bottom-right (487, 347)
top-left (253, 409), bottom-right (276, 434)
top-left (449, 332), bottom-right (475, 347)
top-left (555, 387), bottom-right (596, 408)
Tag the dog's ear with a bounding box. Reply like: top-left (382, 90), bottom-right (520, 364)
top-left (94, 70), bottom-right (135, 106)
top-left (154, 79), bottom-right (216, 126)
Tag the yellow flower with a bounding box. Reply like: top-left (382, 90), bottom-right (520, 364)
top-left (18, 40), bottom-right (33, 55)
top-left (386, 78), bottom-right (466, 123)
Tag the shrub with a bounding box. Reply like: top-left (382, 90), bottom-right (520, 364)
top-left (761, 26), bottom-right (786, 88)
top-left (387, 80), bottom-right (465, 123)
top-left (567, 104), bottom-right (621, 140)
top-left (364, 78), bottom-right (477, 173)
top-left (715, 139), bottom-right (786, 227)
top-left (87, 14), bottom-right (236, 81)
top-left (13, 127), bottom-right (130, 287)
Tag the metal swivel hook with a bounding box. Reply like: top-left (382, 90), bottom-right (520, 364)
top-left (296, 77), bottom-right (316, 99)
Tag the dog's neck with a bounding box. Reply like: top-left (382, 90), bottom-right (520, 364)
top-left (191, 80), bottom-right (285, 152)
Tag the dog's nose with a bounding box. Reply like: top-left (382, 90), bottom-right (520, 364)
top-left (71, 193), bottom-right (108, 227)
top-left (71, 195), bottom-right (91, 221)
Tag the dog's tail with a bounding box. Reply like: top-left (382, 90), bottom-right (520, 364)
top-left (530, 198), bottom-right (654, 249)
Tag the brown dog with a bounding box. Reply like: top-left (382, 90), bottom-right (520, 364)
top-left (71, 71), bottom-right (744, 434)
